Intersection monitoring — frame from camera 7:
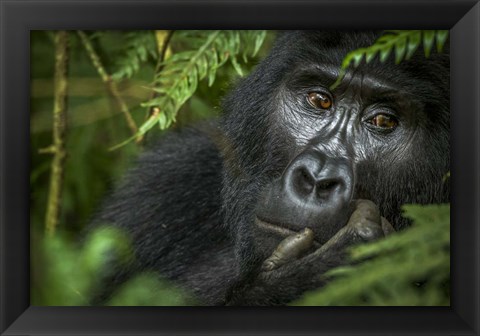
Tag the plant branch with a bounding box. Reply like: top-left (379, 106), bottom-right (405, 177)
top-left (77, 30), bottom-right (138, 137)
top-left (44, 31), bottom-right (69, 236)
top-left (145, 30), bottom-right (174, 119)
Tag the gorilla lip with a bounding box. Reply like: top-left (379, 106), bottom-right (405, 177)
top-left (255, 217), bottom-right (321, 247)
top-left (255, 217), bottom-right (297, 236)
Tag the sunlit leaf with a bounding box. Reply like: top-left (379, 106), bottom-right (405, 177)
top-left (405, 31), bottom-right (421, 59)
top-left (423, 30), bottom-right (436, 57)
top-left (436, 30), bottom-right (449, 52)
top-left (394, 35), bottom-right (407, 64)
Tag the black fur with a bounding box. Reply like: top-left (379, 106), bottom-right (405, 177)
top-left (92, 31), bottom-right (450, 305)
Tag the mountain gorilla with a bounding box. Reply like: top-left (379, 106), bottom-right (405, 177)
top-left (93, 31), bottom-right (450, 305)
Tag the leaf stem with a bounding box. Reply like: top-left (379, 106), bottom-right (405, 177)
top-left (144, 31), bottom-right (174, 121)
top-left (77, 31), bottom-right (138, 137)
top-left (44, 31), bottom-right (69, 236)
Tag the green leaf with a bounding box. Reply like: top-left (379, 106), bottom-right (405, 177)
top-left (435, 30), bottom-right (449, 53)
top-left (394, 35), bottom-right (407, 64)
top-left (197, 54), bottom-right (208, 79)
top-left (423, 30), bottom-right (435, 57)
top-left (157, 112), bottom-right (167, 129)
top-left (112, 31), bottom-right (158, 80)
top-left (352, 51), bottom-right (365, 67)
top-left (329, 68), bottom-right (346, 91)
top-left (405, 31), bottom-right (421, 59)
top-left (207, 50), bottom-right (219, 86)
top-left (253, 30), bottom-right (267, 56)
top-left (231, 56), bottom-right (244, 77)
top-left (379, 45), bottom-right (392, 62)
top-left (139, 113), bottom-right (160, 134)
top-left (365, 48), bottom-right (378, 63)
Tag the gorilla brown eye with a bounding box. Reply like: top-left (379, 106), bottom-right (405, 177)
top-left (307, 92), bottom-right (332, 109)
top-left (369, 114), bottom-right (398, 129)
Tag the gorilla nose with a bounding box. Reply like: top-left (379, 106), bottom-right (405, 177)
top-left (292, 166), bottom-right (342, 200)
top-left (283, 150), bottom-right (352, 206)
top-left (256, 149), bottom-right (354, 240)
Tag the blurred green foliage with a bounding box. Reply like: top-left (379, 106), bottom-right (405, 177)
top-left (31, 226), bottom-right (194, 306)
top-left (108, 274), bottom-right (193, 306)
top-left (31, 30), bottom-right (273, 234)
top-left (294, 204), bottom-right (450, 306)
top-left (31, 30), bottom-right (274, 305)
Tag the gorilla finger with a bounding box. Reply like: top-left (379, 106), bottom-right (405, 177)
top-left (350, 199), bottom-right (381, 224)
top-left (347, 199), bottom-right (383, 241)
top-left (262, 228), bottom-right (314, 272)
top-left (312, 201), bottom-right (384, 257)
top-left (381, 216), bottom-right (395, 235)
top-left (312, 225), bottom-right (351, 256)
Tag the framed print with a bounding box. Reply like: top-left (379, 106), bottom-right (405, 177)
top-left (1, 0), bottom-right (479, 335)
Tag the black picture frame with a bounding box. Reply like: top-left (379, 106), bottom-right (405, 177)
top-left (1, 0), bottom-right (479, 335)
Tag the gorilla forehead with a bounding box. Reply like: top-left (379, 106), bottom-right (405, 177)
top-left (274, 31), bottom-right (449, 98)
top-left (221, 30), bottom-right (449, 173)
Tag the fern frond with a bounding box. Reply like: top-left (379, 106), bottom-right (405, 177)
top-left (135, 30), bottom-right (266, 135)
top-left (330, 30), bottom-right (449, 90)
top-left (112, 31), bottom-right (158, 80)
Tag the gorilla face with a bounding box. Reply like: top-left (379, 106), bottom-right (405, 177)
top-left (221, 31), bottom-right (450, 265)
top-left (256, 62), bottom-right (427, 244)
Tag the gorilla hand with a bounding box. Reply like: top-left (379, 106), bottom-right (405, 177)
top-left (261, 228), bottom-right (315, 272)
top-left (313, 199), bottom-right (394, 256)
top-left (226, 199), bottom-right (394, 305)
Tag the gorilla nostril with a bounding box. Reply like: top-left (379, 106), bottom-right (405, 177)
top-left (316, 179), bottom-right (340, 198)
top-left (318, 180), bottom-right (336, 190)
top-left (293, 167), bottom-right (315, 195)
top-left (292, 166), bottom-right (342, 200)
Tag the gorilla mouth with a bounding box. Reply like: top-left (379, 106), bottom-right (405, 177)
top-left (255, 217), bottom-right (297, 237)
top-left (255, 217), bottom-right (322, 247)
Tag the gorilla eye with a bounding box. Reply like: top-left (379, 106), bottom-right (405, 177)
top-left (307, 92), bottom-right (332, 110)
top-left (368, 114), bottom-right (398, 129)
